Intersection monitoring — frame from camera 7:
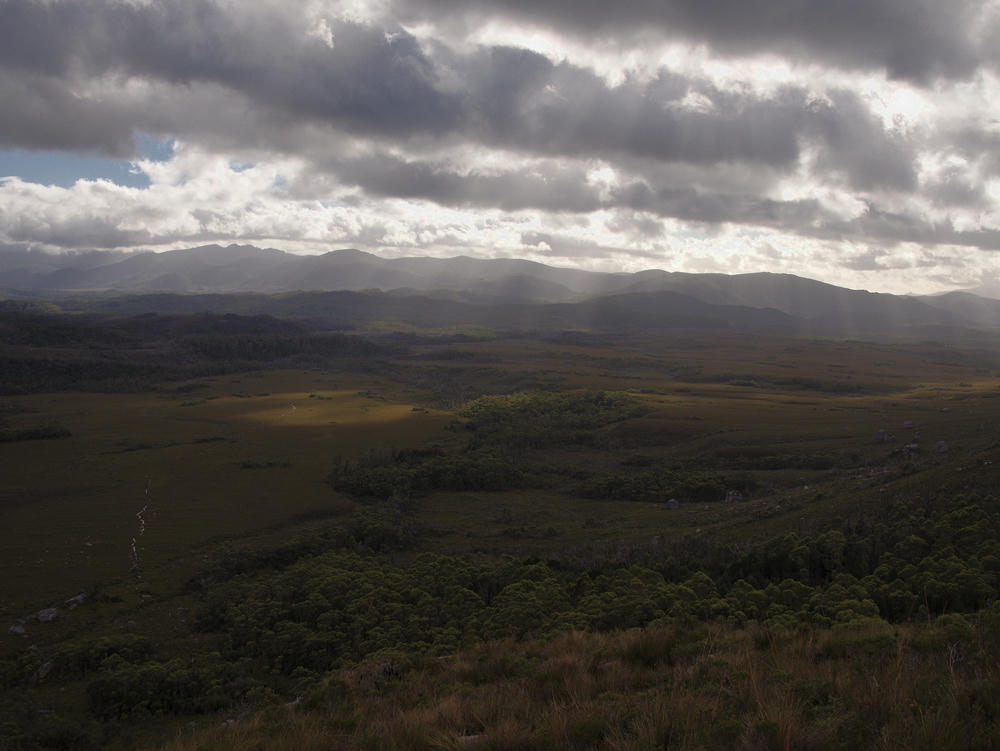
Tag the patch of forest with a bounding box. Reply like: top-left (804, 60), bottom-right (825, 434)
top-left (328, 391), bottom-right (647, 499)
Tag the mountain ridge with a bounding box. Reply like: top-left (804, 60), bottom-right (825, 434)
top-left (1, 244), bottom-right (997, 334)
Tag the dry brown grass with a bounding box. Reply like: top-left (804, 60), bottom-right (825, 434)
top-left (151, 619), bottom-right (1000, 751)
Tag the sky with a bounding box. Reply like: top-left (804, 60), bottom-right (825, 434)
top-left (1, 0), bottom-right (1000, 294)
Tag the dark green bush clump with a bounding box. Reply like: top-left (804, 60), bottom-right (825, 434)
top-left (461, 390), bottom-right (645, 450)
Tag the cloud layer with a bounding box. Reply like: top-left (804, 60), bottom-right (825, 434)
top-left (1, 0), bottom-right (999, 293)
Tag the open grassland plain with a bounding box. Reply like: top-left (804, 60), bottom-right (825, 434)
top-left (3, 324), bottom-right (1000, 749)
top-left (0, 370), bottom-right (451, 608)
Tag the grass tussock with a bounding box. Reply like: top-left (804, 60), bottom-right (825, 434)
top-left (152, 618), bottom-right (1000, 751)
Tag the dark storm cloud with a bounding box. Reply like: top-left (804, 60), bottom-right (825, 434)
top-left (807, 90), bottom-right (918, 192)
top-left (397, 0), bottom-right (985, 83)
top-left (922, 167), bottom-right (986, 208)
top-left (606, 212), bottom-right (666, 240)
top-left (328, 154), bottom-right (604, 213)
top-left (841, 249), bottom-right (890, 271)
top-left (607, 183), bottom-right (1000, 253)
top-left (947, 128), bottom-right (1000, 179)
top-left (0, 0), bottom-right (921, 187)
top-left (0, 71), bottom-right (135, 155)
top-left (0, 0), bottom-right (461, 143)
top-left (312, 58), bottom-right (922, 203)
top-left (304, 148), bottom-right (1000, 255)
top-left (610, 181), bottom-right (824, 228)
top-left (457, 48), bottom-right (804, 167)
top-left (813, 206), bottom-right (1000, 252)
top-left (301, 149), bottom-right (876, 247)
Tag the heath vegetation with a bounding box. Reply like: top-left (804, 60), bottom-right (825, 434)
top-left (2, 302), bottom-right (1000, 750)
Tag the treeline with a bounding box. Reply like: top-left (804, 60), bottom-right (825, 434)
top-left (676, 368), bottom-right (867, 393)
top-left (579, 467), bottom-right (757, 503)
top-left (0, 311), bottom-right (389, 393)
top-left (181, 332), bottom-right (381, 362)
top-left (709, 446), bottom-right (858, 471)
top-left (0, 312), bottom-right (132, 348)
top-left (0, 424), bottom-right (71, 442)
top-left (329, 447), bottom-right (525, 499)
top-left (0, 354), bottom-right (190, 395)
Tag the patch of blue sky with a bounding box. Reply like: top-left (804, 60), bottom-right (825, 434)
top-left (135, 133), bottom-right (175, 163)
top-left (0, 133), bottom-right (175, 189)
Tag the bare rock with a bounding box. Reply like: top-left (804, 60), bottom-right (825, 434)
top-left (65, 594), bottom-right (86, 610)
top-left (29, 662), bottom-right (53, 685)
top-left (37, 609), bottom-right (57, 623)
top-left (8, 623), bottom-right (26, 637)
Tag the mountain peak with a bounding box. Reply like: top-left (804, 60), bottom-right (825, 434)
top-left (322, 248), bottom-right (381, 262)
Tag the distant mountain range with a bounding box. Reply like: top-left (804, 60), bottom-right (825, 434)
top-left (3, 244), bottom-right (1000, 335)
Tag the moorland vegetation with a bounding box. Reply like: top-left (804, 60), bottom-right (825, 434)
top-left (1, 294), bottom-right (1000, 750)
